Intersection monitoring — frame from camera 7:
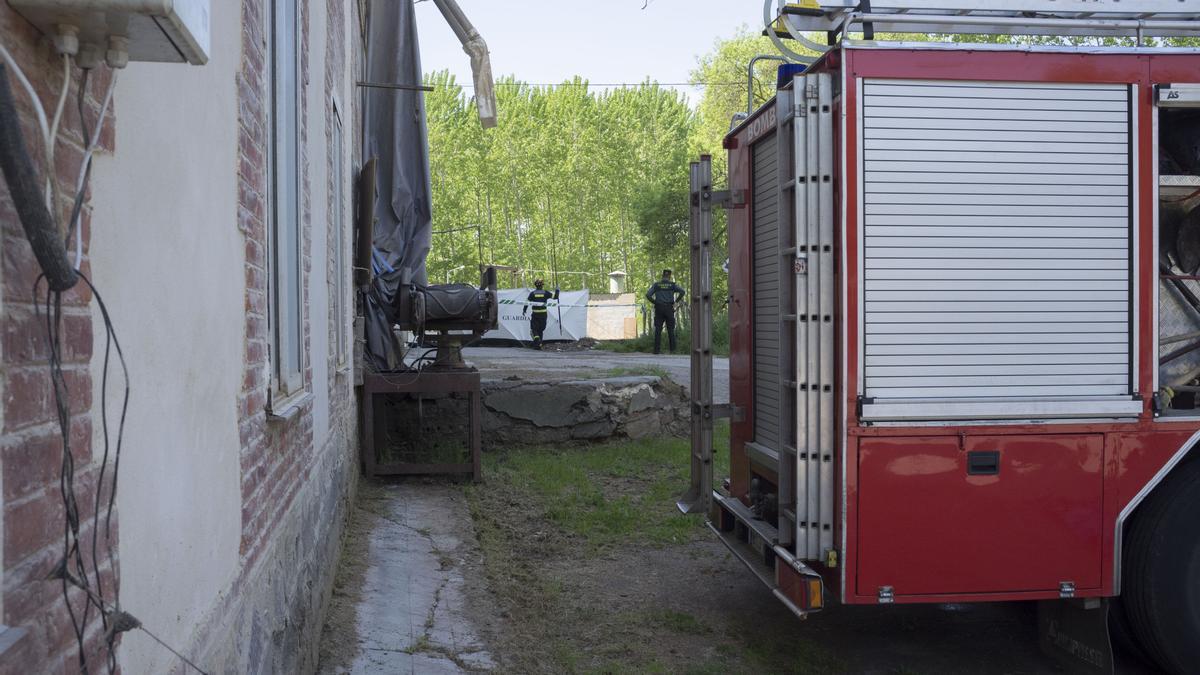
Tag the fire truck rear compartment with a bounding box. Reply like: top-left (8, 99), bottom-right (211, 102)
top-left (858, 434), bottom-right (1104, 597)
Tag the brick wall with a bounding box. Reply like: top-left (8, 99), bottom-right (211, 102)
top-left (183, 0), bottom-right (362, 670)
top-left (0, 0), bottom-right (362, 669)
top-left (235, 0), bottom-right (317, 573)
top-left (0, 5), bottom-right (118, 673)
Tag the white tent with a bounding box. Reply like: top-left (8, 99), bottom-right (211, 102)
top-left (485, 289), bottom-right (590, 343)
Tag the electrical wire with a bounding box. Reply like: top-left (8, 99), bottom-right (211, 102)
top-left (67, 69), bottom-right (117, 270)
top-left (137, 624), bottom-right (209, 675)
top-left (37, 141), bottom-right (130, 675)
top-left (0, 44), bottom-right (200, 675)
top-left (45, 53), bottom-right (70, 213)
top-left (69, 68), bottom-right (91, 270)
top-left (78, 271), bottom-right (129, 673)
top-left (55, 565), bottom-right (208, 675)
top-left (62, 66), bottom-right (125, 674)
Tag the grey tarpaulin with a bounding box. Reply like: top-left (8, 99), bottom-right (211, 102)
top-left (363, 0), bottom-right (433, 370)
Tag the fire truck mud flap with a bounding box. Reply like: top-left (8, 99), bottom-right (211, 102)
top-left (1038, 599), bottom-right (1115, 675)
top-left (708, 491), bottom-right (825, 619)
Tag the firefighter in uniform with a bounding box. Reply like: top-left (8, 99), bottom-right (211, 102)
top-left (646, 269), bottom-right (686, 354)
top-left (522, 279), bottom-right (559, 350)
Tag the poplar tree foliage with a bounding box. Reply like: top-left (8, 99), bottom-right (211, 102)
top-left (424, 29), bottom-right (1193, 303)
top-left (423, 29), bottom-right (787, 320)
top-left (424, 72), bottom-right (695, 296)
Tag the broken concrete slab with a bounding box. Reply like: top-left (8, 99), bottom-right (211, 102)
top-left (317, 484), bottom-right (493, 674)
top-left (480, 375), bottom-right (688, 447)
top-left (461, 346), bottom-right (730, 406)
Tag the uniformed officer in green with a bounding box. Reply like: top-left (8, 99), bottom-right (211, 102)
top-left (522, 278), bottom-right (559, 350)
top-left (646, 269), bottom-right (686, 354)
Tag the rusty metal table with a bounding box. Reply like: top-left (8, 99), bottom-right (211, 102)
top-left (361, 370), bottom-right (482, 481)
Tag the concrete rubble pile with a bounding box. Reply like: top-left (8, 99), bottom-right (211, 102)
top-left (481, 375), bottom-right (689, 446)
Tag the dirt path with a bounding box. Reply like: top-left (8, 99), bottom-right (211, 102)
top-left (460, 442), bottom-right (1063, 674)
top-left (319, 476), bottom-right (1074, 674)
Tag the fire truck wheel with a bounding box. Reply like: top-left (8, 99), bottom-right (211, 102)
top-left (1121, 456), bottom-right (1200, 675)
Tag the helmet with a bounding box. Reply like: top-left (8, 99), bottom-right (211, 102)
top-left (534, 278), bottom-right (544, 287)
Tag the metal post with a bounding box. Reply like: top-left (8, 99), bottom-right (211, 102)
top-left (678, 158), bottom-right (715, 515)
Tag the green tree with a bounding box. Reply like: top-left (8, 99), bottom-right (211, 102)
top-left (423, 72), bottom-right (696, 303)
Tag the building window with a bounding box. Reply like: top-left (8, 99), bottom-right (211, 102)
top-left (270, 0), bottom-right (303, 397)
top-left (332, 100), bottom-right (348, 367)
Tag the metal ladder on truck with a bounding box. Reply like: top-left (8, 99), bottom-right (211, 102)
top-left (677, 157), bottom-right (720, 518)
top-left (679, 71), bottom-right (836, 616)
top-left (778, 71), bottom-right (837, 567)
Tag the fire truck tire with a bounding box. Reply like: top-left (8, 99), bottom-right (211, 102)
top-left (1121, 457), bottom-right (1200, 675)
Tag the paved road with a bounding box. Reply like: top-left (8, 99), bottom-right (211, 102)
top-left (462, 346), bottom-right (730, 404)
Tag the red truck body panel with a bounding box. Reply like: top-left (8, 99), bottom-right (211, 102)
top-left (723, 45), bottom-right (1200, 605)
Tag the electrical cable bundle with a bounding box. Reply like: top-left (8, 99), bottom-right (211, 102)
top-left (0, 44), bottom-right (206, 675)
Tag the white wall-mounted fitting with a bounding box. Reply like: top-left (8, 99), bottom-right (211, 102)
top-left (76, 42), bottom-right (103, 70)
top-left (51, 23), bottom-right (79, 56)
top-left (106, 35), bottom-right (130, 69)
top-left (9, 1), bottom-right (210, 66)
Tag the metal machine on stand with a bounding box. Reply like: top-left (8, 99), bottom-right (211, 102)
top-left (356, 0), bottom-right (500, 480)
top-left (361, 268), bottom-right (498, 481)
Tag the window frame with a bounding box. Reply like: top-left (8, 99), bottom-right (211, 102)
top-left (268, 0), bottom-right (305, 401)
top-left (332, 96), bottom-right (349, 368)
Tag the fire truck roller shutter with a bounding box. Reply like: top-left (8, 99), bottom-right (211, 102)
top-left (752, 131), bottom-right (783, 450)
top-left (860, 80), bottom-right (1141, 421)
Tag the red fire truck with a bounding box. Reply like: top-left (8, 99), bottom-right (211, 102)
top-left (679, 3), bottom-right (1200, 673)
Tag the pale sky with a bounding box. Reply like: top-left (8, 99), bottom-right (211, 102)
top-left (414, 0), bottom-right (769, 103)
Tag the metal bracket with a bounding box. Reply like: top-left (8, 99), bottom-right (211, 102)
top-left (1059, 581), bottom-right (1076, 599)
top-left (712, 403), bottom-right (746, 423)
top-left (857, 0), bottom-right (874, 40)
top-left (707, 188), bottom-right (747, 210)
top-left (855, 396), bottom-right (873, 419)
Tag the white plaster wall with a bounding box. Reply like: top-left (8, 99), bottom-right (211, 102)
top-left (89, 3), bottom-right (242, 672)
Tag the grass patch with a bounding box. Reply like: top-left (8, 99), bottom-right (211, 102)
top-left (462, 420), bottom-right (842, 674)
top-left (601, 365), bottom-right (672, 380)
top-left (477, 422), bottom-right (731, 552)
top-left (641, 609), bottom-right (711, 636)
